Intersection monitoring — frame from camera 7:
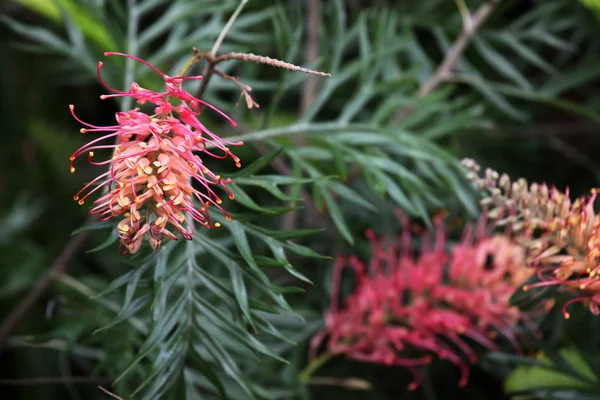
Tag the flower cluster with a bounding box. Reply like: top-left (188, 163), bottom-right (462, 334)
top-left (462, 158), bottom-right (600, 318)
top-left (70, 53), bottom-right (242, 253)
top-left (312, 216), bottom-right (539, 390)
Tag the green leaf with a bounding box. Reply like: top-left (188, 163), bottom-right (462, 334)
top-left (320, 186), bottom-right (354, 244)
top-left (228, 147), bottom-right (284, 178)
top-left (226, 220), bottom-right (270, 283)
top-left (16, 0), bottom-right (119, 50)
top-left (71, 221), bottom-right (114, 235)
top-left (85, 230), bottom-right (119, 254)
top-left (94, 293), bottom-right (151, 334)
top-left (229, 262), bottom-right (255, 330)
top-left (503, 348), bottom-right (597, 396)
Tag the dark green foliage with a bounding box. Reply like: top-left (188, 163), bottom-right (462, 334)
top-left (2, 0), bottom-right (600, 399)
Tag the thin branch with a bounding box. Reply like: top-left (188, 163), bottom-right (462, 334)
top-left (7, 336), bottom-right (105, 360)
top-left (0, 229), bottom-right (90, 352)
top-left (215, 53), bottom-right (330, 77)
top-left (213, 68), bottom-right (259, 109)
top-left (390, 0), bottom-right (501, 123)
top-left (98, 386), bottom-right (125, 400)
top-left (307, 376), bottom-right (371, 390)
top-left (196, 0), bottom-right (250, 99)
top-left (547, 136), bottom-right (600, 176)
top-left (0, 377), bottom-right (108, 386)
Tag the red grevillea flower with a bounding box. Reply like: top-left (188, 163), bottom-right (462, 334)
top-left (70, 52), bottom-right (242, 254)
top-left (311, 216), bottom-right (543, 390)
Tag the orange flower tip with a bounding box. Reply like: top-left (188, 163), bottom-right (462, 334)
top-left (78, 199), bottom-right (85, 205)
top-left (73, 195), bottom-right (79, 201)
top-left (205, 201), bottom-right (211, 207)
top-left (564, 312), bottom-right (570, 319)
top-left (216, 199), bottom-right (222, 205)
top-left (70, 167), bottom-right (76, 173)
top-left (229, 194), bottom-right (235, 200)
top-left (195, 136), bottom-right (202, 142)
top-left (523, 285), bottom-right (530, 292)
top-left (214, 222), bottom-right (221, 228)
top-left (80, 128), bottom-right (87, 134)
top-left (580, 284), bottom-right (587, 290)
top-left (235, 162), bottom-right (241, 168)
top-left (118, 183), bottom-right (124, 188)
top-left (225, 215), bottom-right (231, 221)
top-left (69, 104), bottom-right (75, 110)
top-left (69, 155), bottom-right (76, 161)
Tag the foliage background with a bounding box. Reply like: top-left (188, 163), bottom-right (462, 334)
top-left (1, 0), bottom-right (600, 399)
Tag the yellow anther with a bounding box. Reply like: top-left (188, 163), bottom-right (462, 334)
top-left (69, 156), bottom-right (75, 161)
top-left (89, 151), bottom-right (94, 157)
top-left (229, 194), bottom-right (235, 200)
top-left (80, 128), bottom-right (86, 134)
top-left (522, 285), bottom-right (529, 292)
top-left (78, 199), bottom-right (85, 205)
top-left (216, 199), bottom-right (222, 205)
top-left (214, 222), bottom-right (221, 228)
top-left (226, 216), bottom-right (231, 221)
top-left (73, 195), bottom-right (79, 201)
top-left (100, 95), bottom-right (107, 100)
top-left (70, 167), bottom-right (76, 173)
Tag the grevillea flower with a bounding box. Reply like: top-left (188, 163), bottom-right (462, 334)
top-left (311, 215), bottom-right (541, 390)
top-left (70, 52), bottom-right (242, 253)
top-left (462, 158), bottom-right (600, 318)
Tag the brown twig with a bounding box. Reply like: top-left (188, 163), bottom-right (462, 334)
top-left (390, 0), bottom-right (501, 123)
top-left (0, 376), bottom-right (108, 386)
top-left (194, 51), bottom-right (330, 100)
top-left (0, 229), bottom-right (90, 352)
top-left (213, 68), bottom-right (260, 109)
top-left (98, 386), bottom-right (125, 400)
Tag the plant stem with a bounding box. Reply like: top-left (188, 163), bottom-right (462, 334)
top-left (196, 0), bottom-right (250, 99)
top-left (299, 351), bottom-right (334, 383)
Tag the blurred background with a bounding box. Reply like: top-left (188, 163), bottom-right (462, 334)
top-left (1, 0), bottom-right (600, 399)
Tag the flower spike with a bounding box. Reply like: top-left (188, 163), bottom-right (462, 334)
top-left (70, 54), bottom-right (243, 253)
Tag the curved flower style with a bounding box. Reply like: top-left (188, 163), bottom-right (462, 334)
top-left (462, 158), bottom-right (600, 318)
top-left (70, 52), bottom-right (242, 253)
top-left (312, 216), bottom-right (541, 390)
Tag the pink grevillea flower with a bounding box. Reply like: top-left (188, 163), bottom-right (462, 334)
top-left (70, 52), bottom-right (242, 254)
top-left (311, 216), bottom-right (545, 390)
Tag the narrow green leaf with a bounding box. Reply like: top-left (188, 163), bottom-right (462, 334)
top-left (320, 187), bottom-right (353, 244)
top-left (94, 293), bottom-right (151, 334)
top-left (228, 147), bottom-right (284, 178)
top-left (226, 220), bottom-right (270, 282)
top-left (71, 221), bottom-right (114, 235)
top-left (229, 262), bottom-right (255, 330)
